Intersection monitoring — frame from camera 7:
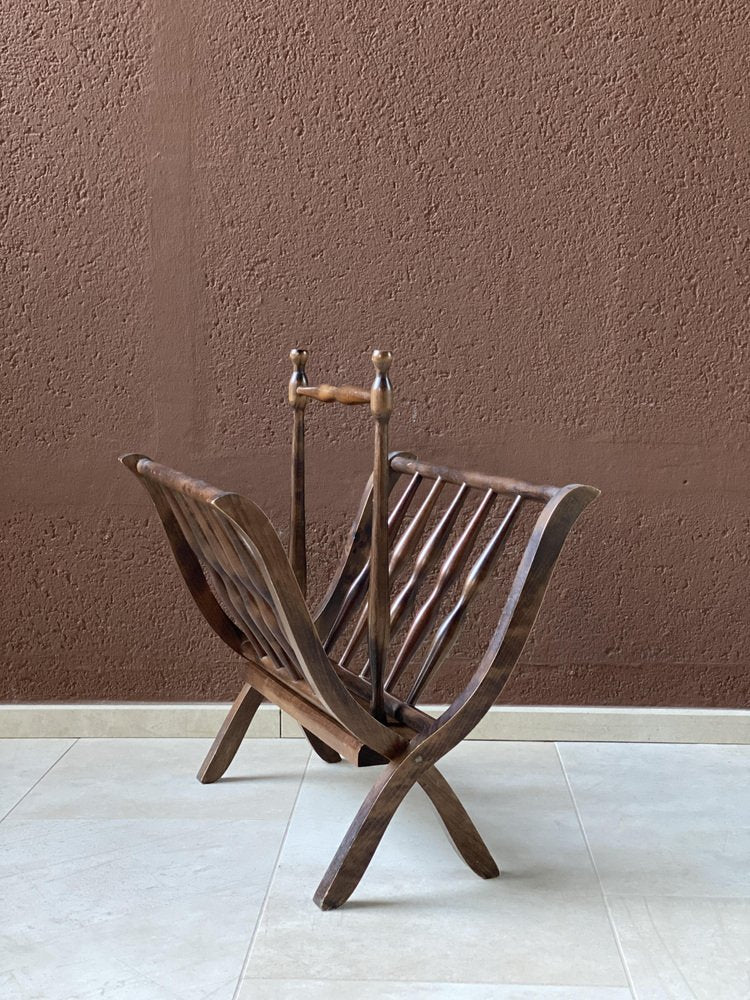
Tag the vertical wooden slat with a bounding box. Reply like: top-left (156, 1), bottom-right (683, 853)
top-left (201, 503), bottom-right (303, 676)
top-left (386, 488), bottom-right (496, 689)
top-left (367, 349), bottom-right (392, 723)
top-left (372, 482), bottom-right (470, 672)
top-left (324, 471), bottom-right (422, 651)
top-left (169, 488), bottom-right (301, 676)
top-left (166, 492), bottom-right (272, 658)
top-left (288, 348), bottom-right (308, 595)
top-left (339, 476), bottom-right (446, 667)
top-left (406, 494), bottom-right (523, 703)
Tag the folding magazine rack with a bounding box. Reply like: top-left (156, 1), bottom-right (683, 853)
top-left (121, 348), bottom-right (599, 909)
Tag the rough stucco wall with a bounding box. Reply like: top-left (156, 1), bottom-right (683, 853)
top-left (1, 2), bottom-right (748, 705)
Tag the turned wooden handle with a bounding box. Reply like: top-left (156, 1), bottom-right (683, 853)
top-left (297, 384), bottom-right (371, 405)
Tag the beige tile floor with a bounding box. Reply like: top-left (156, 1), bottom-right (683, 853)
top-left (0, 738), bottom-right (747, 1000)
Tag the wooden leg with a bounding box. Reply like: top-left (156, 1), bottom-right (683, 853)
top-left (197, 683), bottom-right (264, 784)
top-left (304, 729), bottom-right (342, 763)
top-left (418, 766), bottom-right (499, 879)
top-left (313, 757), bottom-right (419, 910)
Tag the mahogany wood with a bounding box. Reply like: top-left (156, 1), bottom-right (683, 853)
top-left (390, 454), bottom-right (558, 502)
top-left (197, 683), bottom-right (264, 784)
top-left (120, 346), bottom-right (600, 909)
top-left (406, 494), bottom-right (523, 703)
top-left (288, 348), bottom-right (308, 593)
top-left (367, 350), bottom-right (392, 722)
top-left (338, 475), bottom-right (446, 668)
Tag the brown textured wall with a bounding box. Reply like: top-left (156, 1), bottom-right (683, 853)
top-left (1, 2), bottom-right (748, 706)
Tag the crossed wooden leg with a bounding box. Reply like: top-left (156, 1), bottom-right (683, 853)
top-left (314, 754), bottom-right (499, 910)
top-left (198, 683), bottom-right (342, 783)
top-left (197, 683), bottom-right (264, 783)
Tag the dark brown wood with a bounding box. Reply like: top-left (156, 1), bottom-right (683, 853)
top-left (390, 453), bottom-right (558, 502)
top-left (332, 659), bottom-right (435, 734)
top-left (339, 475), bottom-right (446, 668)
top-left (312, 484), bottom-right (599, 908)
top-left (313, 454), bottom-right (412, 646)
top-left (418, 766), bottom-right (499, 879)
top-left (406, 494), bottom-right (523, 703)
top-left (120, 345), bottom-right (600, 910)
top-left (304, 729), bottom-right (343, 764)
top-left (322, 468), bottom-right (421, 652)
top-left (386, 488), bottom-right (496, 689)
top-left (367, 350), bottom-right (392, 723)
top-left (288, 348), bottom-right (308, 594)
top-left (119, 455), bottom-right (245, 655)
top-left (380, 482), bottom-right (470, 655)
top-left (197, 683), bottom-right (264, 783)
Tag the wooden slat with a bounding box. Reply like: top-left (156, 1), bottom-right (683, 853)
top-left (214, 490), bottom-right (408, 761)
top-left (389, 454), bottom-right (558, 502)
top-left (135, 458), bottom-right (226, 504)
top-left (364, 483), bottom-right (470, 677)
top-left (386, 488), bottom-right (496, 689)
top-left (324, 471), bottom-right (422, 651)
top-left (120, 456), bottom-right (246, 655)
top-left (314, 458), bottom-right (410, 645)
top-left (406, 495), bottom-right (523, 703)
top-left (170, 491), bottom-right (301, 677)
top-left (339, 476), bottom-right (446, 668)
top-left (167, 491), bottom-right (291, 672)
top-left (209, 509), bottom-right (305, 677)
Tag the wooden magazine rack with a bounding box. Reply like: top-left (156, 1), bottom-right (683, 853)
top-left (121, 348), bottom-right (599, 909)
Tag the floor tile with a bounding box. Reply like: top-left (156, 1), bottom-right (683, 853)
top-left (0, 739), bottom-right (75, 818)
top-left (241, 742), bottom-right (628, 989)
top-left (0, 738), bottom-right (310, 1000)
top-left (558, 743), bottom-right (750, 897)
top-left (608, 895), bottom-right (750, 1000)
top-left (238, 980), bottom-right (633, 999)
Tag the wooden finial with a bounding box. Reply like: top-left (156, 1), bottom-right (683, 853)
top-left (289, 348), bottom-right (309, 407)
top-left (371, 349), bottom-right (392, 375)
top-left (370, 349), bottom-right (393, 419)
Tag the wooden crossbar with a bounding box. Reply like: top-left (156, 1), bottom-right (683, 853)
top-left (297, 384), bottom-right (371, 404)
top-left (390, 454), bottom-right (558, 501)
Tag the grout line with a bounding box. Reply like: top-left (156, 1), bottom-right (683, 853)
top-left (230, 747), bottom-right (312, 1000)
top-left (555, 743), bottom-right (638, 1000)
top-left (0, 739), bottom-right (79, 824)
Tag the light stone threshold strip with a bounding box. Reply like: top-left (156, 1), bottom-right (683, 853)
top-left (0, 703), bottom-right (748, 743)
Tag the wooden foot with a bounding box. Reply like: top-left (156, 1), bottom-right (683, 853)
top-left (313, 757), bottom-right (418, 910)
top-left (197, 683), bottom-right (263, 784)
top-left (418, 766), bottom-right (499, 879)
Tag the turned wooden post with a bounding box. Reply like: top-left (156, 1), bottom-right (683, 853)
top-left (289, 348), bottom-right (308, 595)
top-left (368, 349), bottom-right (393, 723)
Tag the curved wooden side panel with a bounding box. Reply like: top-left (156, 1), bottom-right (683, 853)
top-left (433, 483), bottom-right (601, 745)
top-left (313, 483), bottom-right (600, 907)
top-left (119, 454), bottom-right (246, 655)
top-left (213, 492), bottom-right (407, 760)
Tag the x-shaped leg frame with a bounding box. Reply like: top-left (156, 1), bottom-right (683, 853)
top-left (197, 683), bottom-right (500, 909)
top-left (314, 741), bottom-right (499, 909)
